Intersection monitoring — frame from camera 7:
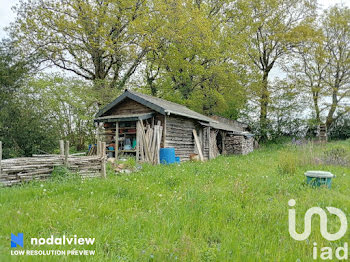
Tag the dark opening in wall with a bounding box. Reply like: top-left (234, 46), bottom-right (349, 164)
top-left (216, 132), bottom-right (223, 154)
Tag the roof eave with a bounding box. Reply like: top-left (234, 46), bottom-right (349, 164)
top-left (165, 110), bottom-right (217, 123)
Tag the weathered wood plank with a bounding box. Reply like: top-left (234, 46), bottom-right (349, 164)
top-left (64, 141), bottom-right (70, 167)
top-left (193, 129), bottom-right (204, 161)
top-left (115, 122), bottom-right (119, 160)
top-left (136, 121), bottom-right (140, 162)
top-left (163, 116), bottom-right (167, 148)
top-left (106, 98), bottom-right (153, 115)
top-left (101, 142), bottom-right (106, 178)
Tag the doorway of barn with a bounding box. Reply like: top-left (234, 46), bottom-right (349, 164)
top-left (216, 132), bottom-right (223, 154)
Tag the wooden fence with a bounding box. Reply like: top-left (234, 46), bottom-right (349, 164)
top-left (0, 140), bottom-right (107, 187)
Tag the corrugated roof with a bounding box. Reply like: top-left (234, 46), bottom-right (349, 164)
top-left (96, 90), bottom-right (216, 123)
top-left (210, 122), bottom-right (253, 136)
top-left (199, 121), bottom-right (254, 136)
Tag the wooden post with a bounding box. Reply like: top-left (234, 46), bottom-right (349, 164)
top-left (115, 122), bottom-right (119, 160)
top-left (136, 121), bottom-right (140, 163)
top-left (101, 142), bottom-right (106, 178)
top-left (163, 116), bottom-right (167, 148)
top-left (208, 127), bottom-right (212, 160)
top-left (140, 122), bottom-right (152, 162)
top-left (0, 141), bottom-right (2, 177)
top-left (97, 141), bottom-right (102, 156)
top-left (139, 121), bottom-right (144, 162)
top-left (193, 129), bottom-right (204, 161)
top-left (64, 141), bottom-right (70, 168)
top-left (59, 140), bottom-right (64, 155)
top-left (157, 123), bottom-right (163, 164)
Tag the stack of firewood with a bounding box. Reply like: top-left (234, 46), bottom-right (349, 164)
top-left (0, 156), bottom-right (64, 186)
top-left (0, 155), bottom-right (105, 187)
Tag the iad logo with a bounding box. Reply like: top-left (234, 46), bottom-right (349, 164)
top-left (288, 199), bottom-right (347, 241)
top-left (11, 233), bottom-right (24, 248)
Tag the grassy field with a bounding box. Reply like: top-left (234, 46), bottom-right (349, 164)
top-left (1, 140), bottom-right (350, 261)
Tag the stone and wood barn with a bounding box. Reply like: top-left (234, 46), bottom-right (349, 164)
top-left (94, 90), bottom-right (254, 162)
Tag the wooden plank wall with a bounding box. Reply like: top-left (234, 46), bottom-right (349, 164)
top-left (104, 98), bottom-right (153, 116)
top-left (165, 115), bottom-right (195, 161)
top-left (165, 115), bottom-right (209, 161)
top-left (202, 127), bottom-right (210, 159)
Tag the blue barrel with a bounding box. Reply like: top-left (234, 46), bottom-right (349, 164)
top-left (160, 148), bottom-right (176, 164)
top-left (175, 157), bottom-right (180, 163)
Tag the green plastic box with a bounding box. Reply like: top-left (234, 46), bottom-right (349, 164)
top-left (305, 171), bottom-right (334, 188)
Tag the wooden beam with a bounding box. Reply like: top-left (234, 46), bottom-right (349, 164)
top-left (208, 127), bottom-right (212, 160)
top-left (64, 141), bottom-right (69, 167)
top-left (157, 124), bottom-right (163, 164)
top-left (141, 122), bottom-right (152, 162)
top-left (115, 122), bottom-right (119, 160)
top-left (59, 140), bottom-right (64, 156)
top-left (163, 116), bottom-right (167, 148)
top-left (151, 125), bottom-right (157, 161)
top-left (101, 142), bottom-right (106, 178)
top-left (139, 121), bottom-right (144, 161)
top-left (136, 121), bottom-right (140, 162)
top-left (97, 141), bottom-right (102, 156)
top-left (96, 122), bottom-right (101, 143)
top-left (193, 129), bottom-right (204, 161)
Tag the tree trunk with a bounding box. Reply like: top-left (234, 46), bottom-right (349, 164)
top-left (259, 70), bottom-right (269, 139)
top-left (326, 87), bottom-right (338, 129)
top-left (312, 91), bottom-right (321, 123)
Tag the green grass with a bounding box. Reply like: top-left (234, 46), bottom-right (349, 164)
top-left (1, 140), bottom-right (350, 261)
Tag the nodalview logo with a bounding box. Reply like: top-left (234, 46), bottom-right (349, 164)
top-left (10, 234), bottom-right (96, 257)
top-left (11, 233), bottom-right (24, 248)
top-left (288, 199), bottom-right (347, 241)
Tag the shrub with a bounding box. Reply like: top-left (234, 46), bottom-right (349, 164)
top-left (117, 157), bottom-right (137, 170)
top-left (329, 114), bottom-right (350, 140)
top-left (323, 146), bottom-right (349, 166)
top-left (277, 151), bottom-right (299, 175)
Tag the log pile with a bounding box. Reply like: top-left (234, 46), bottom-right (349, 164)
top-left (0, 140), bottom-right (106, 187)
top-left (0, 155), bottom-right (104, 187)
top-left (0, 156), bottom-right (64, 186)
top-left (68, 156), bottom-right (104, 179)
top-left (224, 135), bottom-right (254, 155)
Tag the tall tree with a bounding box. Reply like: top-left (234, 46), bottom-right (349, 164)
top-left (323, 5), bottom-right (350, 128)
top-left (287, 33), bottom-right (326, 125)
top-left (22, 74), bottom-right (98, 150)
top-left (142, 0), bottom-right (247, 116)
top-left (0, 40), bottom-right (59, 158)
top-left (11, 0), bottom-right (153, 103)
top-left (290, 5), bottom-right (350, 129)
top-left (228, 0), bottom-right (316, 138)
